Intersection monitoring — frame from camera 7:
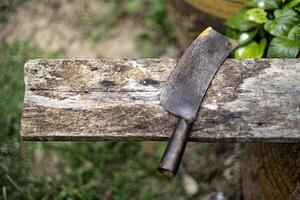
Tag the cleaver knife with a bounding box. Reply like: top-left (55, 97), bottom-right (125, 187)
top-left (159, 27), bottom-right (238, 177)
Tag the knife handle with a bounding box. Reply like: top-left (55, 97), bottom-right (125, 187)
top-left (158, 118), bottom-right (191, 177)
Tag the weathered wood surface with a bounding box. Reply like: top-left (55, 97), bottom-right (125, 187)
top-left (21, 58), bottom-right (300, 142)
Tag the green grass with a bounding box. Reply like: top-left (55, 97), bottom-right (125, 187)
top-left (0, 40), bottom-right (41, 199)
top-left (122, 0), bottom-right (176, 57)
top-left (0, 40), bottom-right (184, 199)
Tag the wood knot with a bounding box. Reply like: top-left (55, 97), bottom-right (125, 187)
top-left (139, 78), bottom-right (159, 86)
top-left (100, 80), bottom-right (116, 87)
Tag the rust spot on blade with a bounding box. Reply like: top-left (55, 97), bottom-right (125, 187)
top-left (197, 27), bottom-right (212, 38)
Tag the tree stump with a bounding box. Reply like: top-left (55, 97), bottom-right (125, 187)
top-left (243, 143), bottom-right (300, 199)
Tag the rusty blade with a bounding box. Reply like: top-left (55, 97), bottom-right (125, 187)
top-left (160, 27), bottom-right (238, 121)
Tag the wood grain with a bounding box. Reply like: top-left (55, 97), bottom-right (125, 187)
top-left (242, 143), bottom-right (300, 200)
top-left (21, 58), bottom-right (300, 142)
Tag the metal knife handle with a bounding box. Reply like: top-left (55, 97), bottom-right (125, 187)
top-left (158, 118), bottom-right (191, 177)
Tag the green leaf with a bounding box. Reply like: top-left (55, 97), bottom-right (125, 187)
top-left (225, 28), bottom-right (240, 40)
top-left (234, 38), bottom-right (267, 59)
top-left (284, 0), bottom-right (300, 8)
top-left (226, 28), bottom-right (259, 46)
top-left (273, 7), bottom-right (299, 18)
top-left (225, 9), bottom-right (258, 31)
top-left (264, 8), bottom-right (300, 38)
top-left (267, 37), bottom-right (300, 58)
top-left (245, 8), bottom-right (268, 24)
top-left (295, 4), bottom-right (300, 11)
top-left (247, 0), bottom-right (280, 10)
top-left (288, 24), bottom-right (300, 40)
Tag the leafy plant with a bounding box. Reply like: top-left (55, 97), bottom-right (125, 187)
top-left (225, 0), bottom-right (300, 58)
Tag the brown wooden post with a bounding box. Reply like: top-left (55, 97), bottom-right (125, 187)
top-left (243, 144), bottom-right (300, 199)
top-left (166, 1), bottom-right (300, 199)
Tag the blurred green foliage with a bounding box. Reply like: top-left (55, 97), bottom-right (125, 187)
top-left (137, 0), bottom-right (176, 56)
top-left (225, 0), bottom-right (300, 58)
top-left (0, 41), bottom-right (30, 134)
top-left (0, 40), bottom-right (41, 199)
top-left (72, 0), bottom-right (175, 57)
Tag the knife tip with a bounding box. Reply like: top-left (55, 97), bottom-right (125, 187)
top-left (197, 27), bottom-right (212, 38)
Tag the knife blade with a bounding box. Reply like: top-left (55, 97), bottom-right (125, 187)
top-left (159, 27), bottom-right (238, 177)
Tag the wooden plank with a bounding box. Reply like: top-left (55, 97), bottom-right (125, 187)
top-left (21, 58), bottom-right (300, 142)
